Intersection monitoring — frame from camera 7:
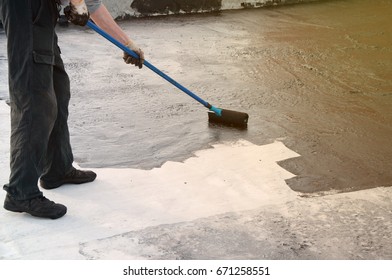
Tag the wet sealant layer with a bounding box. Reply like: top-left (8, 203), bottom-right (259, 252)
top-left (1, 0), bottom-right (391, 194)
top-left (72, 0), bottom-right (392, 193)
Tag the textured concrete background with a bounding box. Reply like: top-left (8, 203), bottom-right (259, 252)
top-left (102, 0), bottom-right (320, 19)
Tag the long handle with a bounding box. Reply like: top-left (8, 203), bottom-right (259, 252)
top-left (86, 20), bottom-right (222, 116)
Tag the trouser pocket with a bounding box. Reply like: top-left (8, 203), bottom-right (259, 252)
top-left (32, 0), bottom-right (57, 53)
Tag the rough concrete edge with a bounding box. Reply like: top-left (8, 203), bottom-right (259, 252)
top-left (102, 0), bottom-right (323, 20)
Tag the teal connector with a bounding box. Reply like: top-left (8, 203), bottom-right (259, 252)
top-left (210, 106), bottom-right (222, 117)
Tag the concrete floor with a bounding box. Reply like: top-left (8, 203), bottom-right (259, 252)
top-left (0, 0), bottom-right (392, 261)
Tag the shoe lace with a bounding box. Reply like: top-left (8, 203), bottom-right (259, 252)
top-left (67, 168), bottom-right (81, 178)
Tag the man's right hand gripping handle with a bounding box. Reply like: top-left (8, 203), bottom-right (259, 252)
top-left (64, 0), bottom-right (89, 26)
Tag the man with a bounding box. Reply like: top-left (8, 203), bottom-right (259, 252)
top-left (0, 0), bottom-right (144, 219)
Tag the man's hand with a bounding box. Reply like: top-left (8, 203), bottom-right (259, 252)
top-left (64, 0), bottom-right (89, 26)
top-left (123, 41), bottom-right (145, 69)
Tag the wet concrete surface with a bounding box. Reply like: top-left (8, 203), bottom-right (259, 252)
top-left (1, 0), bottom-right (391, 194)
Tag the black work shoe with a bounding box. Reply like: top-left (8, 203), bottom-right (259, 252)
top-left (4, 194), bottom-right (67, 219)
top-left (40, 168), bottom-right (97, 190)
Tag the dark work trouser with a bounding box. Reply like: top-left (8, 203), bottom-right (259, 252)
top-left (0, 0), bottom-right (74, 200)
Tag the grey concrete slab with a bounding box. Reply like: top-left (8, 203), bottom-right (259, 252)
top-left (80, 187), bottom-right (392, 260)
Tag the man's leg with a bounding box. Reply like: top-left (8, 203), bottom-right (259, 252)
top-left (39, 35), bottom-right (96, 190)
top-left (1, 0), bottom-right (66, 219)
top-left (41, 42), bottom-right (74, 181)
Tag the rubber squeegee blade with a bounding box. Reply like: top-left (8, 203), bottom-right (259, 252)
top-left (208, 109), bottom-right (249, 128)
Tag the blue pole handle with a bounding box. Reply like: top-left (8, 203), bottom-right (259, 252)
top-left (86, 20), bottom-right (219, 112)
